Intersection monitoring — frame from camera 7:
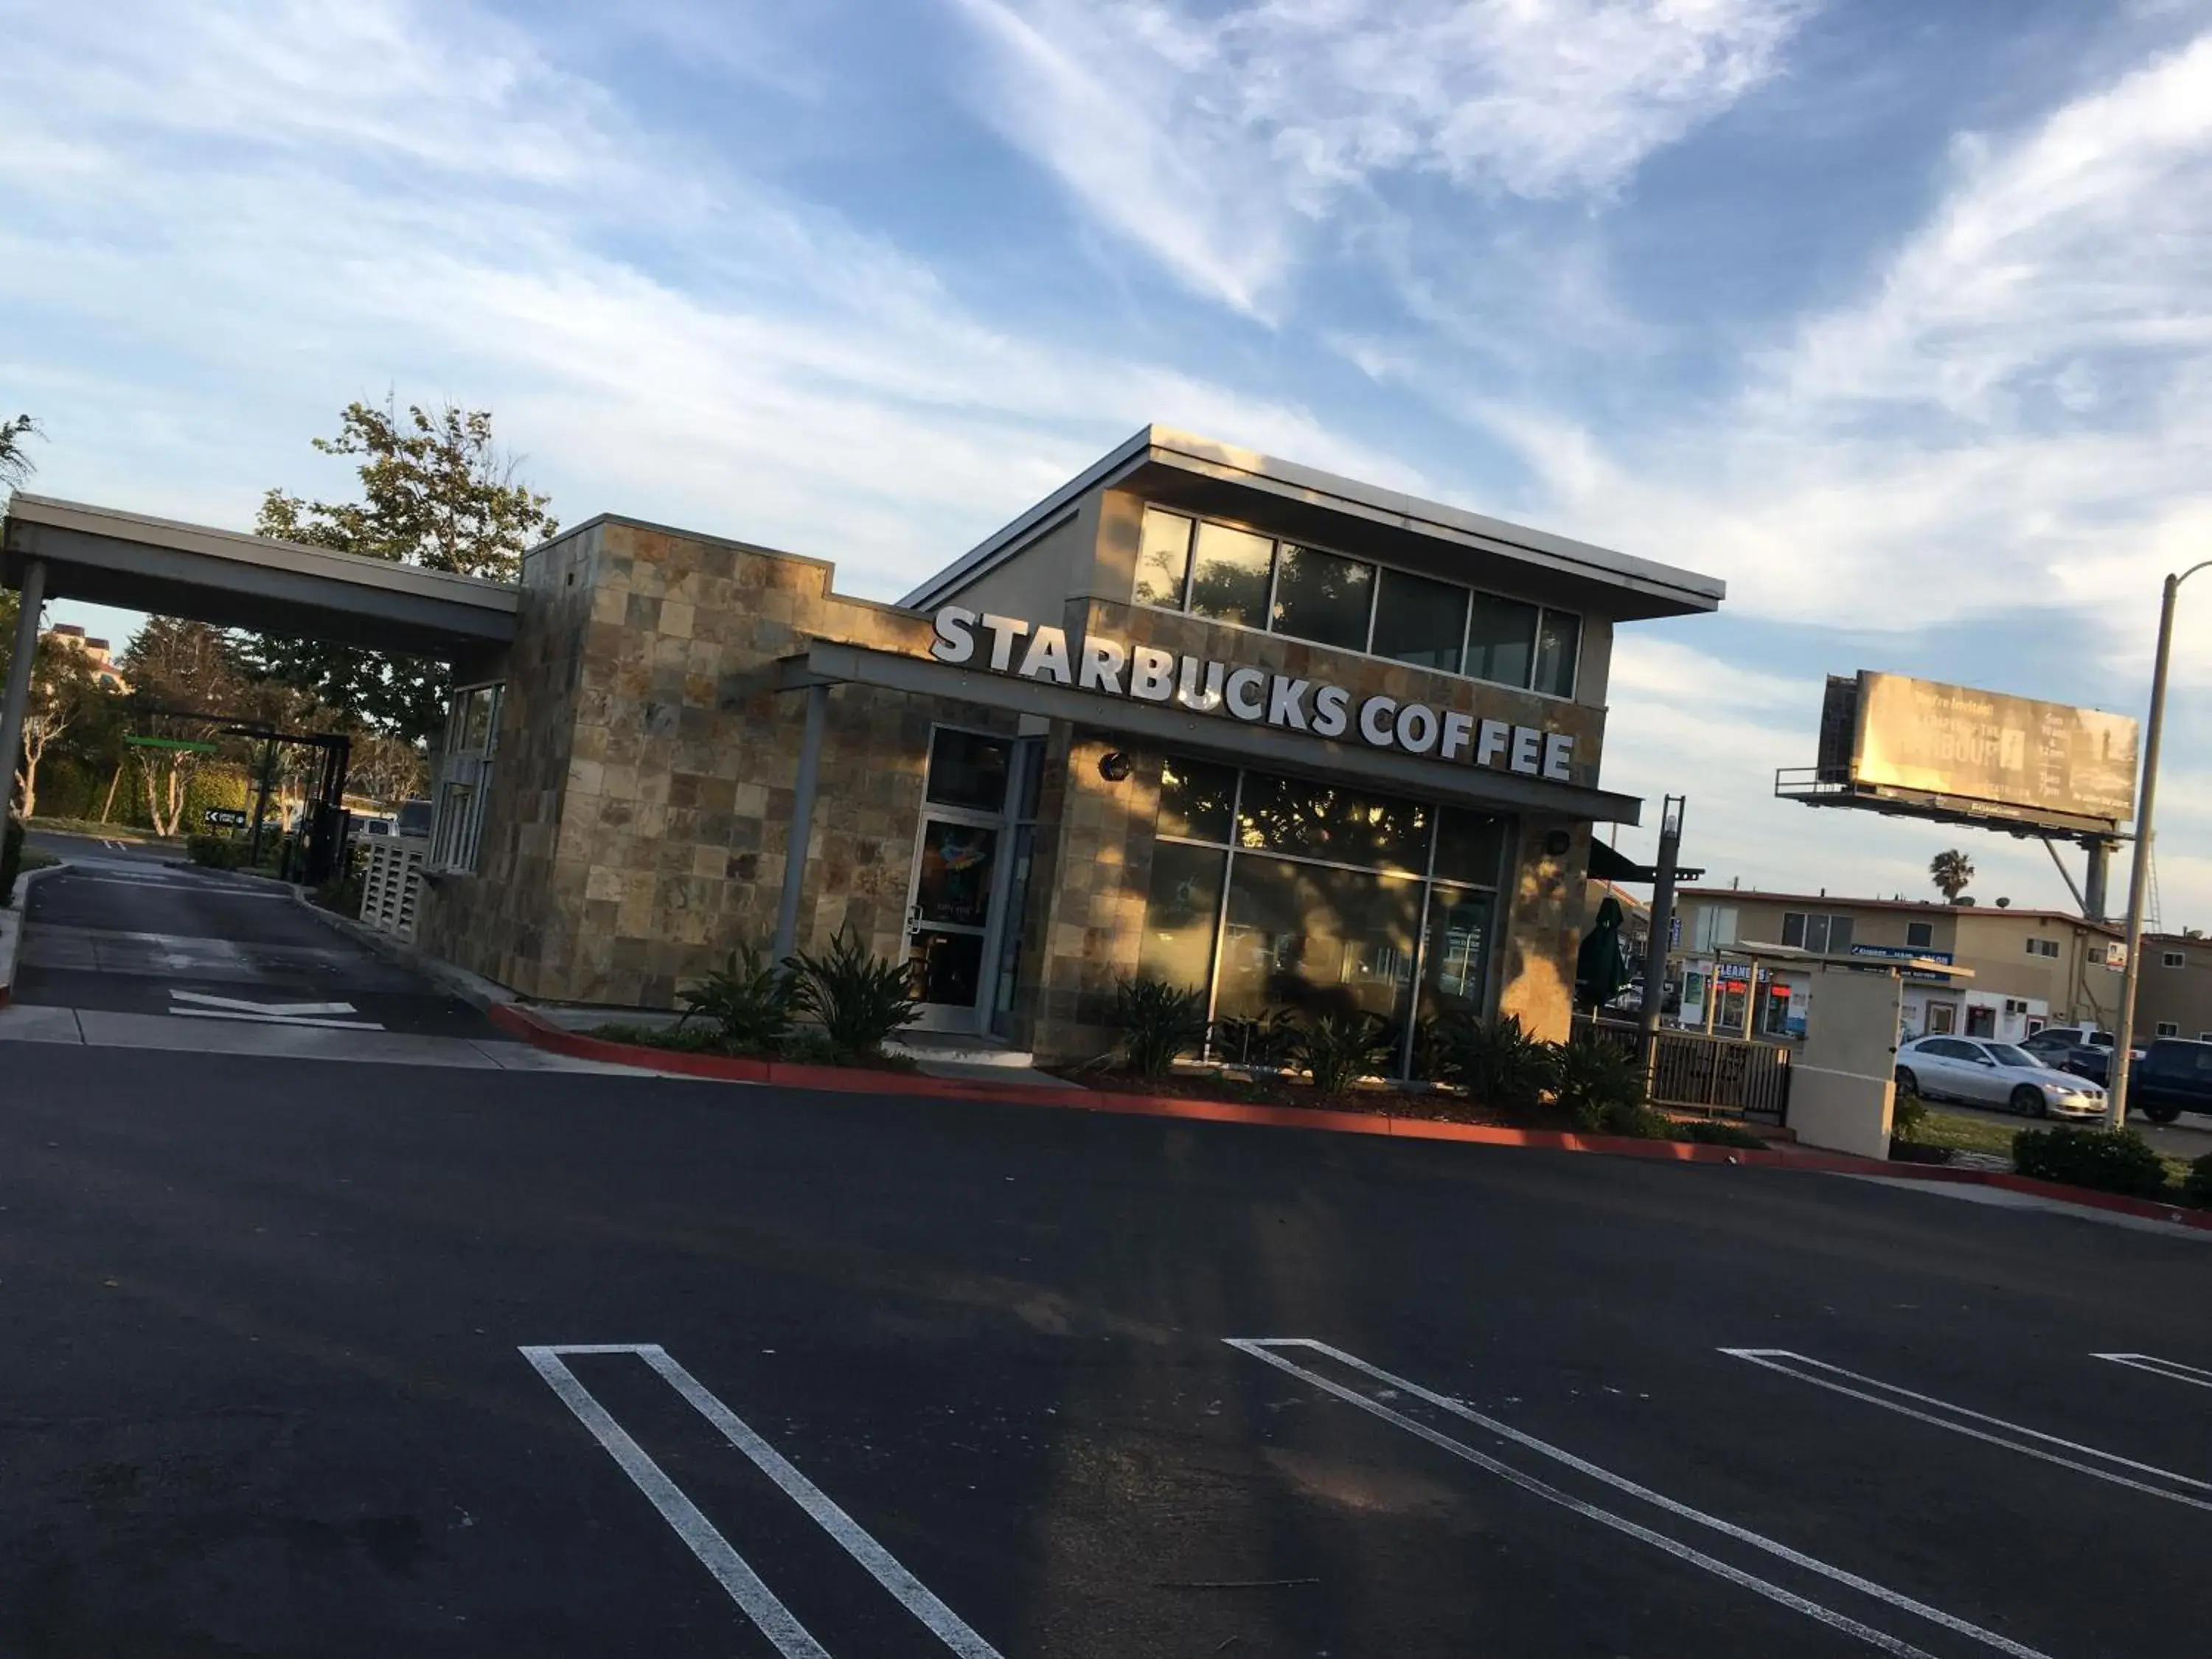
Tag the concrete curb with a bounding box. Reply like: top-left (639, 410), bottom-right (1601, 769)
top-left (288, 890), bottom-right (522, 1014)
top-left (0, 860), bottom-right (71, 1010)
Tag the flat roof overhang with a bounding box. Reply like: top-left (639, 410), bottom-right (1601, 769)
top-left (4, 495), bottom-right (520, 660)
top-left (776, 641), bottom-right (1644, 825)
top-left (905, 425), bottom-right (1725, 622)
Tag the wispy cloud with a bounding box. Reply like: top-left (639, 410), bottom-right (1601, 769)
top-left (947, 0), bottom-right (1810, 314)
top-left (0, 0), bottom-right (1425, 599)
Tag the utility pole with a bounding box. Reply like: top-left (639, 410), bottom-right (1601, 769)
top-left (2110, 560), bottom-right (2211, 1127)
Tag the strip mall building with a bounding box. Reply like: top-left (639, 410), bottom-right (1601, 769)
top-left (417, 428), bottom-right (1724, 1063)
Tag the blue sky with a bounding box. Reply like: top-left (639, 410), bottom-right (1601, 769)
top-left (6, 0), bottom-right (2212, 924)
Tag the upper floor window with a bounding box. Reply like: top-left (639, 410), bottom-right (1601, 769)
top-left (1781, 911), bottom-right (1856, 954)
top-left (2163, 950), bottom-right (2188, 968)
top-left (2025, 938), bottom-right (2059, 959)
top-left (1135, 505), bottom-right (1582, 699)
top-left (1906, 921), bottom-right (1933, 948)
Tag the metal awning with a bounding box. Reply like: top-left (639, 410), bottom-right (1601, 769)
top-left (773, 640), bottom-right (1646, 826)
top-left (1588, 837), bottom-right (1703, 886)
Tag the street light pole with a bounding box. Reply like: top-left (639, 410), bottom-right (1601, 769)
top-left (2109, 560), bottom-right (2212, 1128)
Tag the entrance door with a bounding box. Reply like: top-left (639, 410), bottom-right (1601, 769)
top-left (905, 727), bottom-right (1016, 1034)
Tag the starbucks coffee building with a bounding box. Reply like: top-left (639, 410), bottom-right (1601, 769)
top-left (416, 427), bottom-right (1723, 1063)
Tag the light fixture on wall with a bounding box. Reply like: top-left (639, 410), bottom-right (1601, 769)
top-left (1097, 750), bottom-right (1133, 782)
top-left (1543, 829), bottom-right (1572, 858)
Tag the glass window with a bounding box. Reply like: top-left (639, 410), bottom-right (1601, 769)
top-left (1236, 771), bottom-right (1430, 872)
top-left (1270, 544), bottom-right (1373, 652)
top-left (924, 728), bottom-right (1010, 813)
top-left (1186, 521), bottom-right (1274, 629)
top-left (1135, 507), bottom-right (1193, 610)
top-left (1534, 610), bottom-right (1581, 698)
top-left (1432, 809), bottom-right (1504, 886)
top-left (1371, 568), bottom-right (1467, 673)
top-left (1986, 1043), bottom-right (2035, 1067)
top-left (1907, 921), bottom-right (1933, 948)
top-left (1781, 913), bottom-right (1807, 948)
top-left (1804, 915), bottom-right (1832, 954)
top-left (1138, 841), bottom-right (1225, 994)
top-left (1158, 756), bottom-right (1237, 844)
top-left (1419, 885), bottom-right (1495, 1017)
top-left (913, 821), bottom-right (998, 927)
top-left (1828, 916), bottom-right (1854, 954)
top-left (1464, 592), bottom-right (1538, 688)
top-left (1214, 856), bottom-right (1421, 1027)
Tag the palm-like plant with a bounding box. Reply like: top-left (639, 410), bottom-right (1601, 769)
top-left (1930, 848), bottom-right (1975, 903)
top-left (1437, 1012), bottom-right (1557, 1112)
top-left (1115, 976), bottom-right (1208, 1079)
top-left (1294, 1011), bottom-right (1397, 1098)
top-left (785, 926), bottom-right (919, 1060)
top-left (675, 943), bottom-right (796, 1054)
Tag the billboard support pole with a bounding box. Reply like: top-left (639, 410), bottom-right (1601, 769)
top-left (1638, 795), bottom-right (1685, 1079)
top-left (2111, 561), bottom-right (2211, 1127)
top-left (2080, 838), bottom-right (2110, 922)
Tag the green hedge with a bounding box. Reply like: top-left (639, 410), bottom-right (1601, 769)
top-left (2013, 1126), bottom-right (2171, 1200)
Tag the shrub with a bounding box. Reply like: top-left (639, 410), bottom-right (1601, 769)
top-left (1115, 975), bottom-right (1208, 1079)
top-left (1211, 1008), bottom-right (1299, 1071)
top-left (785, 926), bottom-right (919, 1060)
top-left (1891, 1091), bottom-right (1929, 1141)
top-left (2180, 1154), bottom-right (2212, 1211)
top-left (0, 815), bottom-right (21, 906)
top-left (1554, 1032), bottom-right (1649, 1133)
top-left (2013, 1126), bottom-right (2171, 1200)
top-left (1676, 1119), bottom-right (1767, 1150)
top-left (1293, 1011), bottom-right (1397, 1098)
top-left (676, 943), bottom-right (797, 1054)
top-left (186, 833), bottom-right (245, 870)
top-left (1437, 1012), bottom-right (1557, 1113)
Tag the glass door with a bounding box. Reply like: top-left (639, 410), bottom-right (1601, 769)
top-left (906, 728), bottom-right (1013, 1033)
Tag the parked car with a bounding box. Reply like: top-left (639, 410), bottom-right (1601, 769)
top-left (1894, 1035), bottom-right (2109, 1119)
top-left (2020, 1023), bottom-right (2123, 1085)
top-left (2127, 1037), bottom-right (2212, 1124)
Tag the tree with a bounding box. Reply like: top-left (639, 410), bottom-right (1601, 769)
top-left (240, 398), bottom-right (556, 741)
top-left (0, 590), bottom-right (108, 818)
top-left (347, 733), bottom-right (428, 806)
top-left (0, 412), bottom-right (40, 489)
top-left (1930, 848), bottom-right (1975, 903)
top-left (119, 618), bottom-right (246, 837)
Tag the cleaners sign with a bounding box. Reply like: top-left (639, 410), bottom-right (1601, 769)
top-left (930, 606), bottom-right (1576, 784)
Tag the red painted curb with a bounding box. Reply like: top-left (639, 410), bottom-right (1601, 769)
top-left (487, 1002), bottom-right (1899, 1172)
top-left (489, 1004), bottom-right (2212, 1225)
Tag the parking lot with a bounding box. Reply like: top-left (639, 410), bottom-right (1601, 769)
top-left (3, 1023), bottom-right (2208, 1657)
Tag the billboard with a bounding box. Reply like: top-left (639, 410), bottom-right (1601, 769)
top-left (1841, 672), bottom-right (2138, 830)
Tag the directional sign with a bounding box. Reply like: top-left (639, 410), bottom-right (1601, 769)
top-left (168, 989), bottom-right (384, 1029)
top-left (203, 807), bottom-right (249, 828)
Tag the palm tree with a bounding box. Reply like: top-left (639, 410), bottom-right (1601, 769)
top-left (1930, 848), bottom-right (1975, 903)
top-left (0, 413), bottom-right (40, 489)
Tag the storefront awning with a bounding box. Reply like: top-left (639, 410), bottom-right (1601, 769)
top-left (770, 641), bottom-right (1646, 825)
top-left (1588, 838), bottom-right (1704, 886)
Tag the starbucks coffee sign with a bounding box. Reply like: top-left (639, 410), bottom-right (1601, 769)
top-left (929, 605), bottom-right (1576, 783)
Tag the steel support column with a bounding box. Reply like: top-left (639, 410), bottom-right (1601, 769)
top-left (0, 557), bottom-right (47, 818)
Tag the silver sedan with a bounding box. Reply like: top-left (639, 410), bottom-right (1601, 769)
top-left (1894, 1035), bottom-right (2110, 1119)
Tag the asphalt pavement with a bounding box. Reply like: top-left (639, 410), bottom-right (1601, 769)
top-left (12, 832), bottom-right (499, 1037)
top-left (3, 1033), bottom-right (2208, 1658)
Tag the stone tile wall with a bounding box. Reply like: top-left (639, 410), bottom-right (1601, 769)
top-left (422, 518), bottom-right (1016, 1008)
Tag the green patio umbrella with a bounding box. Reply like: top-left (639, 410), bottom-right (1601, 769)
top-left (1576, 894), bottom-right (1635, 1012)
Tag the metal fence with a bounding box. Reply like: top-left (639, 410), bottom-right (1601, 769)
top-left (1572, 1016), bottom-right (1792, 1124)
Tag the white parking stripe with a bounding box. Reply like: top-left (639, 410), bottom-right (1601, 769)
top-left (523, 1344), bottom-right (1004, 1658)
top-left (1723, 1349), bottom-right (2212, 1511)
top-left (521, 1346), bottom-right (830, 1658)
top-left (2093, 1352), bottom-right (2212, 1390)
top-left (169, 1009), bottom-right (386, 1030)
top-left (1230, 1338), bottom-right (2055, 1659)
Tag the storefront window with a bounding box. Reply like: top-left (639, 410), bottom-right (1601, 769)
top-left (1158, 756), bottom-right (1237, 843)
top-left (1138, 757), bottom-right (1509, 1074)
top-left (924, 728), bottom-right (1011, 813)
top-left (1215, 857), bottom-right (1421, 1026)
top-left (1270, 544), bottom-right (1372, 652)
top-left (1130, 503), bottom-right (1582, 700)
top-left (1235, 772), bottom-right (1429, 873)
top-left (1419, 886), bottom-right (1495, 1017)
top-left (1138, 841), bottom-right (1226, 992)
top-left (1186, 521), bottom-right (1274, 629)
top-left (1533, 610), bottom-right (1581, 698)
top-left (1465, 592), bottom-right (1538, 689)
top-left (1135, 507), bottom-right (1193, 609)
top-left (1371, 568), bottom-right (1467, 673)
